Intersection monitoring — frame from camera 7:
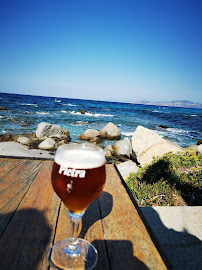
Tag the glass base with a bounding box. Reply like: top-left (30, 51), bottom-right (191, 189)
top-left (48, 238), bottom-right (98, 270)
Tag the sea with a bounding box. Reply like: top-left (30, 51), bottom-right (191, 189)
top-left (0, 92), bottom-right (202, 148)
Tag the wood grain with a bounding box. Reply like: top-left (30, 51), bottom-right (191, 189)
top-left (0, 160), bottom-right (60, 270)
top-left (0, 159), bottom-right (43, 239)
top-left (98, 164), bottom-right (167, 270)
top-left (0, 159), bottom-right (169, 270)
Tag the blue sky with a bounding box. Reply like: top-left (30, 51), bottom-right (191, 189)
top-left (0, 0), bottom-right (201, 103)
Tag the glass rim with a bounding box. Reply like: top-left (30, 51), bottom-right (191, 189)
top-left (54, 143), bottom-right (105, 169)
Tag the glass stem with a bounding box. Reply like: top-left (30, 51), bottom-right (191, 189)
top-left (68, 215), bottom-right (82, 252)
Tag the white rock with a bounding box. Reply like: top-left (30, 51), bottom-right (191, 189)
top-left (117, 160), bottom-right (138, 179)
top-left (104, 148), bottom-right (113, 158)
top-left (113, 137), bottom-right (132, 158)
top-left (0, 142), bottom-right (54, 158)
top-left (105, 144), bottom-right (114, 153)
top-left (36, 122), bottom-right (70, 140)
top-left (17, 136), bottom-right (31, 145)
top-left (79, 129), bottom-right (99, 140)
top-left (99, 122), bottom-right (121, 140)
top-left (132, 125), bottom-right (182, 166)
top-left (38, 138), bottom-right (56, 150)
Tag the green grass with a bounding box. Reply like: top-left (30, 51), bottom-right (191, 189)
top-left (125, 150), bottom-right (202, 206)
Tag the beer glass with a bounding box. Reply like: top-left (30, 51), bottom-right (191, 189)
top-left (48, 143), bottom-right (106, 269)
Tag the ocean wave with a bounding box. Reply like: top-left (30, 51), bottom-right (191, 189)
top-left (61, 110), bottom-right (68, 113)
top-left (69, 111), bottom-right (114, 117)
top-left (70, 121), bottom-right (89, 126)
top-left (67, 103), bottom-right (77, 107)
top-left (36, 112), bottom-right (50, 115)
top-left (122, 131), bottom-right (134, 136)
top-left (166, 128), bottom-right (189, 134)
top-left (19, 103), bottom-right (39, 107)
top-left (182, 113), bottom-right (199, 117)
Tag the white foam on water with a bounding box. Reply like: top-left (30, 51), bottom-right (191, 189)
top-left (69, 111), bottom-right (114, 117)
top-left (67, 103), bottom-right (77, 106)
top-left (36, 112), bottom-right (50, 115)
top-left (54, 144), bottom-right (105, 169)
top-left (166, 128), bottom-right (189, 134)
top-left (122, 131), bottom-right (134, 136)
top-left (19, 103), bottom-right (39, 107)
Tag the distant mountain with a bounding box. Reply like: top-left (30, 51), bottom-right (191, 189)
top-left (132, 100), bottom-right (202, 109)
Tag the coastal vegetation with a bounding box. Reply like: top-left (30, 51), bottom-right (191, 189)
top-left (125, 150), bottom-right (202, 206)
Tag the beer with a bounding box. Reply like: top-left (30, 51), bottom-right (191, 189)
top-left (51, 144), bottom-right (106, 214)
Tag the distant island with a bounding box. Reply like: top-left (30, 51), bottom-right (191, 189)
top-left (131, 100), bottom-right (202, 109)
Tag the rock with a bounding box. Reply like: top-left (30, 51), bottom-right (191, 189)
top-left (159, 125), bottom-right (169, 129)
top-left (99, 122), bottom-right (121, 140)
top-left (105, 144), bottom-right (114, 154)
top-left (117, 160), bottom-right (138, 179)
top-left (112, 137), bottom-right (132, 158)
top-left (184, 145), bottom-right (198, 152)
top-left (0, 133), bottom-right (36, 142)
top-left (0, 134), bottom-right (14, 142)
top-left (104, 148), bottom-right (113, 158)
top-left (11, 119), bottom-right (18, 122)
top-left (132, 125), bottom-right (182, 166)
top-left (80, 110), bottom-right (86, 114)
top-left (36, 122), bottom-right (70, 141)
top-left (17, 136), bottom-right (32, 146)
top-left (38, 138), bottom-right (56, 150)
top-left (89, 136), bottom-right (102, 144)
top-left (79, 129), bottom-right (99, 140)
top-left (198, 144), bottom-right (202, 153)
top-left (197, 140), bottom-right (202, 145)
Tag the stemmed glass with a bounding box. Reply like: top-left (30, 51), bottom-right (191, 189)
top-left (48, 143), bottom-right (106, 269)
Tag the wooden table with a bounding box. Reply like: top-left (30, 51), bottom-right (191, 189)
top-left (0, 157), bottom-right (170, 270)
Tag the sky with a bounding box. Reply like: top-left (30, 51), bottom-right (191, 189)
top-left (0, 0), bottom-right (202, 103)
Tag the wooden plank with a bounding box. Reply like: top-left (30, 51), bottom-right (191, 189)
top-left (97, 164), bottom-right (168, 270)
top-left (0, 160), bottom-right (61, 270)
top-left (53, 196), bottom-right (110, 270)
top-left (0, 158), bottom-right (21, 178)
top-left (0, 159), bottom-right (43, 239)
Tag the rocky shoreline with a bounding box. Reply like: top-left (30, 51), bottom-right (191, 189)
top-left (0, 121), bottom-right (201, 179)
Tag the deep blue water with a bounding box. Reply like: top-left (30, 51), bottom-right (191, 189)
top-left (0, 92), bottom-right (202, 147)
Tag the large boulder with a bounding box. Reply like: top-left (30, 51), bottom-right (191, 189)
top-left (132, 125), bottom-right (182, 166)
top-left (36, 122), bottom-right (70, 141)
top-left (99, 122), bottom-right (121, 140)
top-left (112, 137), bottom-right (132, 158)
top-left (117, 160), bottom-right (138, 179)
top-left (79, 129), bottom-right (99, 140)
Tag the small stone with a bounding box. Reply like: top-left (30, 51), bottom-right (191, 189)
top-left (17, 136), bottom-right (32, 146)
top-left (38, 138), bottom-right (56, 150)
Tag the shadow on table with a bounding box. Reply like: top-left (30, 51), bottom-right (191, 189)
top-left (0, 208), bottom-right (52, 270)
top-left (79, 191), bottom-right (113, 239)
top-left (92, 239), bottom-right (149, 270)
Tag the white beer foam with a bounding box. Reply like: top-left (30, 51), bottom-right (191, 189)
top-left (54, 143), bottom-right (105, 169)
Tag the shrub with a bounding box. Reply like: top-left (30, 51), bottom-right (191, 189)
top-left (125, 150), bottom-right (202, 206)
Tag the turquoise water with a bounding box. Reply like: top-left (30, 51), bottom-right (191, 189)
top-left (0, 92), bottom-right (201, 147)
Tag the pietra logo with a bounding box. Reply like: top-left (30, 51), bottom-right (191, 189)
top-left (59, 165), bottom-right (86, 178)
